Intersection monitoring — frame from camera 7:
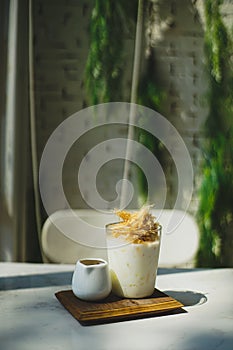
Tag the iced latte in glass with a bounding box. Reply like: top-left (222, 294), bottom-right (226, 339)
top-left (106, 206), bottom-right (161, 298)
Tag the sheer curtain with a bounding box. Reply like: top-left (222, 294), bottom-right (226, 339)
top-left (0, 0), bottom-right (42, 262)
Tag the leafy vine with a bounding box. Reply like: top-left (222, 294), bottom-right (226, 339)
top-left (196, 0), bottom-right (233, 267)
top-left (85, 0), bottom-right (137, 105)
top-left (84, 0), bottom-right (165, 204)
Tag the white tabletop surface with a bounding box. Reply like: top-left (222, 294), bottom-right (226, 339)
top-left (0, 262), bottom-right (232, 350)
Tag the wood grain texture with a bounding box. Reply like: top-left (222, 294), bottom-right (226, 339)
top-left (55, 289), bottom-right (185, 325)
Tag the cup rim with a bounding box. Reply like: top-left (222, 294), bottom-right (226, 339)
top-left (105, 222), bottom-right (162, 231)
top-left (77, 258), bottom-right (108, 267)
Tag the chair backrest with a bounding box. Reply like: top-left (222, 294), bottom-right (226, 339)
top-left (41, 209), bottom-right (199, 267)
top-left (156, 209), bottom-right (199, 267)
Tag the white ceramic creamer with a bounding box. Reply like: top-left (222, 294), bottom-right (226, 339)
top-left (72, 258), bottom-right (111, 301)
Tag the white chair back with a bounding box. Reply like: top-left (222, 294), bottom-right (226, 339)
top-left (41, 209), bottom-right (199, 267)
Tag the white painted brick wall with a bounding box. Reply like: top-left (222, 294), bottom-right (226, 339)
top-left (34, 0), bottom-right (233, 215)
top-left (147, 0), bottom-right (209, 213)
top-left (34, 0), bottom-right (135, 211)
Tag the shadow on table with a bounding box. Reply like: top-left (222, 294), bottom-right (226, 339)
top-left (181, 331), bottom-right (233, 349)
top-left (163, 290), bottom-right (208, 307)
top-left (1, 268), bottom-right (211, 291)
top-left (158, 268), bottom-right (210, 275)
top-left (0, 271), bottom-right (73, 290)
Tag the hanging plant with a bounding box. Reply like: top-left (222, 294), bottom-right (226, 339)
top-left (84, 0), bottom-right (166, 204)
top-left (137, 50), bottom-right (166, 202)
top-left (196, 0), bottom-right (233, 267)
top-left (85, 0), bottom-right (137, 105)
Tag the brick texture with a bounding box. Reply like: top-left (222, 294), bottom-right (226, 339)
top-left (34, 0), bottom-right (233, 215)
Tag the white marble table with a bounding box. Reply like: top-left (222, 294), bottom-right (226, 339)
top-left (0, 263), bottom-right (232, 350)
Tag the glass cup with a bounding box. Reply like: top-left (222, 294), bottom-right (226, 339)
top-left (106, 223), bottom-right (161, 298)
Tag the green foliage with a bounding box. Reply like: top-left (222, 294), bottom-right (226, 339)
top-left (137, 51), bottom-right (166, 202)
top-left (84, 1), bottom-right (165, 204)
top-left (138, 59), bottom-right (165, 111)
top-left (196, 0), bottom-right (233, 267)
top-left (85, 0), bottom-right (137, 105)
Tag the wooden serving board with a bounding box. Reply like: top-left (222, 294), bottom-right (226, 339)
top-left (55, 289), bottom-right (185, 325)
